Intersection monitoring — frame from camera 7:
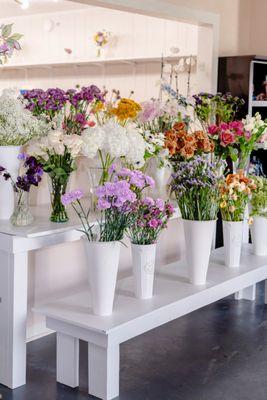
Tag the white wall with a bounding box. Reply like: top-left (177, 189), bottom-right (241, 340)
top-left (0, 4), bottom-right (196, 340)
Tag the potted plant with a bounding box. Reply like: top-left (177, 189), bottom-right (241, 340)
top-left (0, 89), bottom-right (46, 219)
top-left (28, 130), bottom-right (83, 222)
top-left (219, 171), bottom-right (256, 267)
top-left (171, 156), bottom-right (223, 285)
top-left (0, 154), bottom-right (43, 226)
top-left (127, 197), bottom-right (174, 299)
top-left (249, 175), bottom-right (267, 256)
top-left (61, 176), bottom-right (136, 316)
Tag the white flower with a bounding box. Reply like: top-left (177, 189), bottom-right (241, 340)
top-left (0, 88), bottom-right (48, 146)
top-left (102, 120), bottom-right (129, 158)
top-left (81, 126), bottom-right (105, 159)
top-left (63, 134), bottom-right (84, 158)
top-left (125, 127), bottom-right (146, 167)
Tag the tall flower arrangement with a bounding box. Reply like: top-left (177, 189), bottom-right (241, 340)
top-left (249, 176), bottom-right (267, 218)
top-left (0, 89), bottom-right (48, 146)
top-left (28, 130), bottom-right (83, 222)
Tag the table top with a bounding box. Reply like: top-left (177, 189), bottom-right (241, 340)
top-left (0, 202), bottom-right (180, 239)
top-left (34, 244), bottom-right (267, 342)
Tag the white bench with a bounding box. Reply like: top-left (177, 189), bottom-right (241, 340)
top-left (34, 244), bottom-right (267, 400)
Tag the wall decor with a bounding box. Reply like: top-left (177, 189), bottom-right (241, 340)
top-left (0, 23), bottom-right (23, 64)
top-left (93, 29), bottom-right (111, 57)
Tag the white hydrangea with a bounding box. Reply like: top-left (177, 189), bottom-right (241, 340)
top-left (125, 127), bottom-right (147, 168)
top-left (0, 88), bottom-right (48, 146)
top-left (102, 120), bottom-right (129, 158)
top-left (81, 125), bottom-right (105, 159)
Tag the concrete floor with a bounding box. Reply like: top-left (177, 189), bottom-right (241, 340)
top-left (1, 283), bottom-right (267, 400)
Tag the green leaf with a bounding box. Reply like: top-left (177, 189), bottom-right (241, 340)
top-left (9, 33), bottom-right (23, 41)
top-left (2, 24), bottom-right (13, 38)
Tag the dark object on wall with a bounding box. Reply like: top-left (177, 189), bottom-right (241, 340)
top-left (218, 55), bottom-right (267, 175)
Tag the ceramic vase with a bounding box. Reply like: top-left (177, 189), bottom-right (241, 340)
top-left (250, 216), bottom-right (267, 256)
top-left (131, 243), bottom-right (157, 299)
top-left (183, 219), bottom-right (216, 285)
top-left (83, 240), bottom-right (120, 316)
top-left (0, 145), bottom-right (21, 220)
top-left (223, 220), bottom-right (243, 268)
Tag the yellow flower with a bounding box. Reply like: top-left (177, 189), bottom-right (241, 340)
top-left (248, 217), bottom-right (253, 225)
top-left (220, 201), bottom-right (227, 208)
top-left (111, 98), bottom-right (141, 122)
top-left (92, 101), bottom-right (104, 113)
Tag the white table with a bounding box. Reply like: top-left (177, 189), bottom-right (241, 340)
top-left (34, 244), bottom-right (267, 400)
top-left (0, 204), bottom-right (84, 389)
top-left (0, 202), bottom-right (181, 390)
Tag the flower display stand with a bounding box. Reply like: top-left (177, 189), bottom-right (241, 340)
top-left (34, 244), bottom-right (267, 400)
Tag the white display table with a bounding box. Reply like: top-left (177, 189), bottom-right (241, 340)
top-left (0, 203), bottom-right (181, 390)
top-left (34, 245), bottom-right (267, 400)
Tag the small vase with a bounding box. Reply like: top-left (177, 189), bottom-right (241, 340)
top-left (183, 219), bottom-right (216, 285)
top-left (0, 145), bottom-right (21, 220)
top-left (250, 216), bottom-right (267, 256)
top-left (223, 220), bottom-right (243, 268)
top-left (10, 189), bottom-right (34, 227)
top-left (131, 243), bottom-right (157, 299)
top-left (48, 173), bottom-right (70, 223)
top-left (87, 166), bottom-right (107, 210)
top-left (83, 239), bottom-right (120, 316)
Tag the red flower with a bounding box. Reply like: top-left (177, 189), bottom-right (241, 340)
top-left (220, 131), bottom-right (236, 147)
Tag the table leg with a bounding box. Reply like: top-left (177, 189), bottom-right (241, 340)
top-left (235, 285), bottom-right (256, 301)
top-left (88, 342), bottom-right (119, 400)
top-left (56, 332), bottom-right (79, 388)
top-left (0, 251), bottom-right (28, 389)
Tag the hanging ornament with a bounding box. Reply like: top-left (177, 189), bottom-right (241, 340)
top-left (0, 24), bottom-right (23, 65)
top-left (64, 48), bottom-right (72, 54)
top-left (93, 30), bottom-right (111, 58)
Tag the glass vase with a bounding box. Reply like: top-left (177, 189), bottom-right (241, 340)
top-left (10, 189), bottom-right (34, 227)
top-left (87, 167), bottom-right (108, 210)
top-left (48, 173), bottom-right (70, 223)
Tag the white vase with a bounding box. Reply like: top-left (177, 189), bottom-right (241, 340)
top-left (250, 216), bottom-right (267, 256)
top-left (83, 239), bottom-right (120, 316)
top-left (0, 146), bottom-right (21, 220)
top-left (183, 219), bottom-right (216, 285)
top-left (131, 243), bottom-right (157, 299)
top-left (223, 220), bottom-right (243, 268)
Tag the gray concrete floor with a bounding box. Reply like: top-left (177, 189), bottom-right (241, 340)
top-left (1, 283), bottom-right (267, 400)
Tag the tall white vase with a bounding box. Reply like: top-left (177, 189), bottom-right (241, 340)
top-left (250, 216), bottom-right (267, 256)
top-left (223, 220), bottom-right (243, 268)
top-left (131, 243), bottom-right (156, 299)
top-left (183, 219), bottom-right (216, 285)
top-left (83, 240), bottom-right (121, 316)
top-left (0, 146), bottom-right (21, 220)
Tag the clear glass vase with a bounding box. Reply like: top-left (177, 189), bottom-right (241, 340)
top-left (87, 167), bottom-right (107, 210)
top-left (10, 190), bottom-right (34, 227)
top-left (48, 173), bottom-right (70, 223)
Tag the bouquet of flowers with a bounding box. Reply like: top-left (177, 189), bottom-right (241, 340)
top-left (219, 171), bottom-right (256, 221)
top-left (208, 121), bottom-right (243, 162)
top-left (0, 89), bottom-right (48, 146)
top-left (0, 154), bottom-right (43, 226)
top-left (192, 92), bottom-right (244, 130)
top-left (62, 176), bottom-right (137, 242)
top-left (81, 119), bottom-right (147, 183)
top-left (165, 122), bottom-right (214, 166)
top-left (0, 23), bottom-right (23, 65)
top-left (28, 130), bottom-right (84, 222)
top-left (126, 197), bottom-right (174, 245)
top-left (23, 85), bottom-right (104, 135)
top-left (249, 175), bottom-right (267, 218)
top-left (171, 156), bottom-right (224, 220)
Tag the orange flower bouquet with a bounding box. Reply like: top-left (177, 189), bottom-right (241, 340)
top-left (165, 122), bottom-right (214, 168)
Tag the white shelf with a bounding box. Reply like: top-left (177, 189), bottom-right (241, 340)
top-left (34, 244), bottom-right (267, 335)
top-left (0, 55), bottom-right (196, 71)
top-left (251, 100), bottom-right (267, 107)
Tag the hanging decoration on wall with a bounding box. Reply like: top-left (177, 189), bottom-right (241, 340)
top-left (0, 24), bottom-right (23, 65)
top-left (159, 54), bottom-right (197, 101)
top-left (93, 30), bottom-right (111, 58)
top-left (64, 48), bottom-right (72, 55)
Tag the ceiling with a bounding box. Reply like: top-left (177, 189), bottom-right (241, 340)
top-left (0, 0), bottom-right (88, 18)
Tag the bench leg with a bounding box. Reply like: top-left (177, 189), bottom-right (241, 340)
top-left (235, 285), bottom-right (256, 301)
top-left (57, 333), bottom-right (79, 388)
top-left (88, 342), bottom-right (119, 400)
